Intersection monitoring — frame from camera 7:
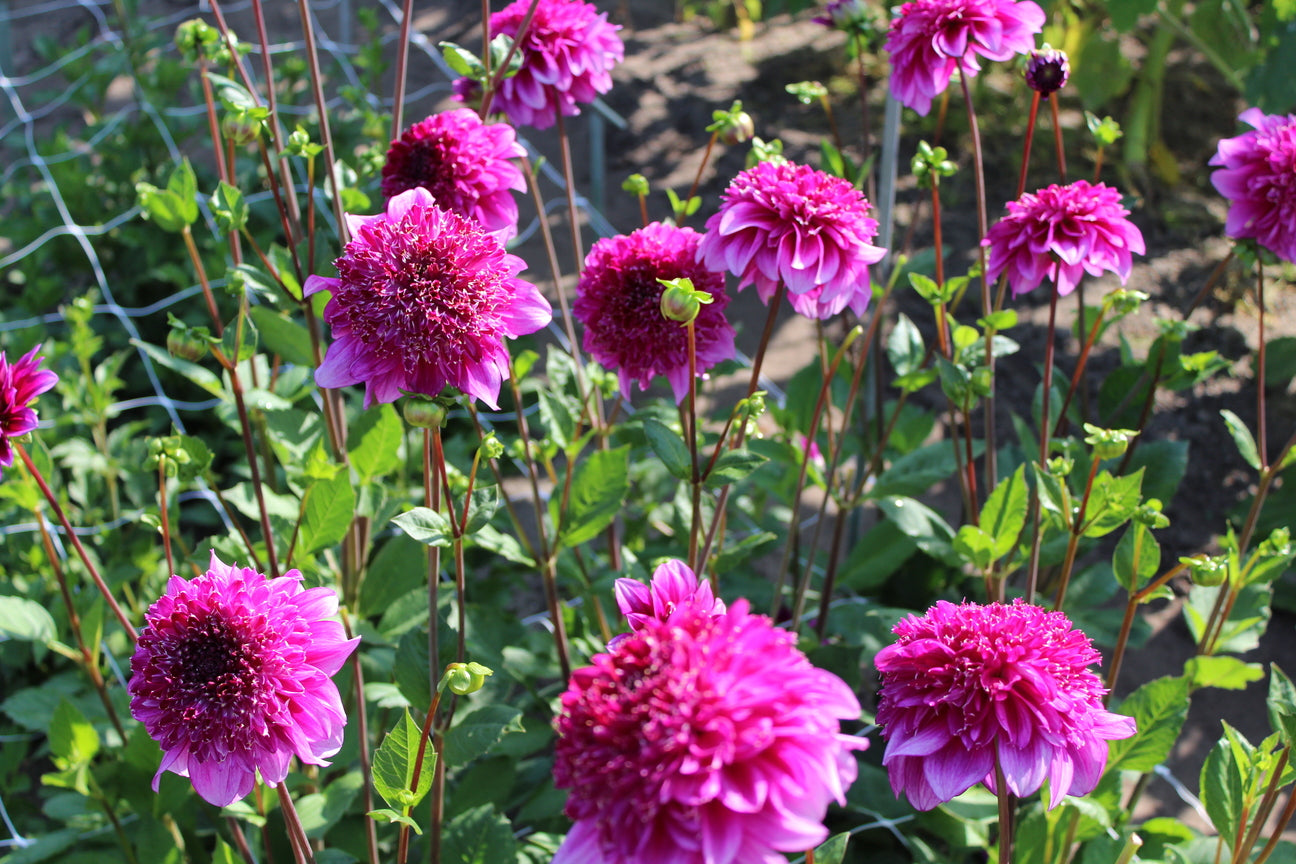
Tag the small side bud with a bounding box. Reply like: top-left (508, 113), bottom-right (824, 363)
top-left (403, 396), bottom-right (448, 429)
top-left (1083, 423), bottom-right (1138, 461)
top-left (444, 661), bottom-right (493, 695)
top-left (622, 173), bottom-right (650, 197)
top-left (659, 277), bottom-right (714, 325)
top-left (1183, 555), bottom-right (1228, 588)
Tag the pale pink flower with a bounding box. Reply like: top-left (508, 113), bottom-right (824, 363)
top-left (554, 589), bottom-right (864, 863)
top-left (874, 599), bottom-right (1136, 811)
top-left (982, 180), bottom-right (1145, 297)
top-left (575, 223), bottom-right (735, 403)
top-left (0, 346), bottom-right (57, 477)
top-left (697, 160), bottom-right (886, 320)
top-left (129, 553), bottom-right (359, 807)
top-left (1210, 108), bottom-right (1296, 263)
top-left (470, 0), bottom-right (624, 130)
top-left (381, 109), bottom-right (526, 239)
top-left (306, 187), bottom-right (552, 409)
top-left (885, 0), bottom-right (1045, 116)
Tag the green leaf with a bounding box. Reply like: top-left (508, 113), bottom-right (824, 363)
top-left (1221, 409), bottom-right (1262, 470)
top-left (1267, 664), bottom-right (1296, 744)
top-left (367, 808), bottom-right (423, 833)
top-left (299, 472), bottom-right (355, 555)
top-left (131, 339), bottom-right (226, 397)
top-left (470, 523), bottom-right (534, 566)
top-left (463, 485), bottom-right (500, 537)
top-left (643, 417), bottom-right (691, 481)
top-left (0, 596), bottom-right (57, 643)
top-left (1107, 676), bottom-right (1189, 772)
top-left (166, 158), bottom-right (200, 225)
top-left (1183, 656), bottom-right (1264, 692)
top-left (372, 711), bottom-right (435, 811)
top-left (557, 446), bottom-right (630, 547)
top-left (221, 308), bottom-right (259, 364)
top-left (953, 525), bottom-right (994, 571)
top-left (869, 441), bottom-right (962, 499)
top-left (836, 518), bottom-right (918, 592)
top-left (439, 41), bottom-right (485, 79)
top-left (393, 507), bottom-right (453, 548)
top-left (538, 389), bottom-right (577, 453)
top-left (248, 306), bottom-right (314, 367)
top-left (704, 448), bottom-right (767, 487)
top-left (1201, 725), bottom-right (1246, 849)
top-left (1112, 523), bottom-right (1160, 592)
top-left (347, 403), bottom-right (403, 482)
top-left (441, 805), bottom-right (517, 864)
top-left (1080, 469), bottom-right (1144, 538)
top-left (877, 496), bottom-right (956, 562)
top-left (979, 464), bottom-right (1028, 559)
top-left (394, 628), bottom-right (432, 711)
top-left (210, 180), bottom-right (248, 233)
top-left (49, 699), bottom-right (99, 766)
top-left (887, 314), bottom-right (925, 376)
top-left (814, 833), bottom-right (850, 864)
top-left (296, 773), bottom-right (363, 838)
top-left (443, 704), bottom-right (525, 766)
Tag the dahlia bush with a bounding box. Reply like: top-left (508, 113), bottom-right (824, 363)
top-left (4, 1), bottom-right (1296, 863)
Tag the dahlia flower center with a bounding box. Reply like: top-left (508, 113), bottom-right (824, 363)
top-left (168, 614), bottom-right (259, 702)
top-left (336, 214), bottom-right (505, 366)
top-left (398, 138), bottom-right (465, 205)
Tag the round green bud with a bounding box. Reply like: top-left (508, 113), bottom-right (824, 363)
top-left (403, 397), bottom-right (448, 429)
top-left (444, 661), bottom-right (493, 696)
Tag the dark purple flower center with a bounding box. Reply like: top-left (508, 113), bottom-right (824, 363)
top-left (388, 137), bottom-right (468, 209)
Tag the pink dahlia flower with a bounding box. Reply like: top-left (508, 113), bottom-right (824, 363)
top-left (306, 187), bottom-right (552, 409)
top-left (575, 222), bottom-right (735, 402)
top-left (885, 0), bottom-right (1045, 116)
top-left (0, 346), bottom-right (57, 478)
top-left (697, 160), bottom-right (887, 320)
top-left (554, 591), bottom-right (865, 864)
top-left (381, 108), bottom-right (526, 239)
top-left (129, 553), bottom-right (359, 807)
top-left (982, 180), bottom-right (1146, 298)
top-left (469, 0), bottom-right (624, 130)
top-left (1210, 108), bottom-right (1296, 263)
top-left (874, 599), bottom-right (1136, 811)
top-left (613, 559), bottom-right (726, 638)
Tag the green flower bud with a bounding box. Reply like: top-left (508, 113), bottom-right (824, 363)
top-left (478, 432), bottom-right (505, 461)
top-left (1047, 455), bottom-right (1074, 477)
top-left (1084, 423), bottom-right (1138, 461)
top-left (1183, 555), bottom-right (1228, 588)
top-left (444, 661), bottom-right (493, 695)
top-left (622, 173), bottom-right (650, 197)
top-left (403, 397), bottom-right (448, 429)
top-left (167, 328), bottom-right (207, 363)
top-left (659, 277), bottom-right (714, 324)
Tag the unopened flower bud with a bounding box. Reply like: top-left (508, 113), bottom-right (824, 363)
top-left (478, 433), bottom-right (505, 461)
top-left (1084, 423), bottom-right (1137, 461)
top-left (1025, 45), bottom-right (1070, 97)
top-left (167, 328), bottom-right (207, 363)
top-left (222, 113), bottom-right (261, 147)
top-left (720, 111), bottom-right (755, 146)
top-left (444, 661), bottom-right (493, 695)
top-left (1183, 555), bottom-right (1228, 587)
top-left (622, 173), bottom-right (650, 197)
top-left (1047, 455), bottom-right (1074, 477)
top-left (659, 277), bottom-right (713, 324)
top-left (403, 396), bottom-right (448, 429)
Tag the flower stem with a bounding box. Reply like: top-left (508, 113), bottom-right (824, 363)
top-left (398, 688), bottom-right (445, 864)
top-left (1026, 287), bottom-right (1061, 603)
top-left (1257, 258), bottom-right (1268, 471)
top-left (993, 751), bottom-right (1015, 864)
top-left (959, 65), bottom-right (996, 496)
top-left (294, 0), bottom-right (348, 241)
top-left (1053, 454), bottom-right (1102, 611)
top-left (478, 0), bottom-right (540, 119)
top-left (391, 0), bottom-right (415, 140)
top-left (1017, 91), bottom-right (1041, 200)
top-left (685, 320), bottom-right (702, 572)
top-left (1050, 95), bottom-right (1068, 182)
top-left (682, 131), bottom-right (720, 223)
top-left (1105, 558), bottom-right (1194, 701)
top-left (340, 609), bottom-right (380, 864)
top-left (16, 442), bottom-right (135, 639)
top-left (554, 112), bottom-right (586, 274)
top-left (1252, 766), bottom-right (1296, 864)
top-left (1052, 297), bottom-right (1106, 438)
top-left (276, 782), bottom-right (316, 864)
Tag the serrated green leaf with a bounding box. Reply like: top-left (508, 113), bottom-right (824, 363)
top-left (347, 403), bottom-right (403, 482)
top-left (0, 596), bottom-right (57, 643)
top-left (367, 808), bottom-right (422, 833)
top-left (463, 485), bottom-right (500, 536)
top-left (394, 628), bottom-right (432, 711)
top-left (1081, 469), bottom-right (1144, 538)
top-left (1267, 664), bottom-right (1296, 744)
top-left (372, 711), bottom-right (435, 811)
top-left (393, 507), bottom-right (452, 548)
top-left (1112, 523), bottom-right (1160, 592)
top-left (210, 180), bottom-right (248, 233)
top-left (1221, 409), bottom-right (1262, 470)
top-left (814, 833), bottom-right (850, 864)
top-left (953, 525), bottom-right (994, 570)
top-left (557, 446), bottom-right (629, 547)
top-left (1108, 676), bottom-right (1189, 772)
top-left (443, 704), bottom-right (524, 766)
top-left (870, 441), bottom-right (962, 499)
top-left (980, 463), bottom-right (1028, 559)
top-left (643, 417), bottom-right (691, 481)
top-left (299, 472), bottom-right (355, 555)
top-left (442, 805), bottom-right (517, 864)
top-left (248, 306), bottom-right (314, 367)
top-left (49, 699), bottom-right (99, 766)
top-left (166, 158), bottom-right (199, 224)
top-left (1183, 656), bottom-right (1264, 692)
top-left (878, 495), bottom-right (956, 562)
top-left (537, 389), bottom-right (577, 453)
top-left (1201, 726), bottom-right (1246, 849)
top-left (704, 448), bottom-right (766, 487)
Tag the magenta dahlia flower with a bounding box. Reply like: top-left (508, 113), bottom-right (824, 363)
top-left (575, 223), bottom-right (734, 402)
top-left (0, 346), bottom-right (57, 478)
top-left (613, 559), bottom-right (726, 639)
top-left (381, 109), bottom-right (526, 239)
top-left (468, 0), bottom-right (624, 130)
top-left (874, 599), bottom-right (1136, 811)
top-left (885, 0), bottom-right (1045, 116)
top-left (306, 187), bottom-right (552, 409)
top-left (1210, 108), bottom-right (1296, 263)
top-left (982, 180), bottom-right (1146, 298)
top-left (128, 553), bottom-right (359, 807)
top-left (554, 591), bottom-right (865, 864)
top-left (697, 160), bottom-right (887, 320)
